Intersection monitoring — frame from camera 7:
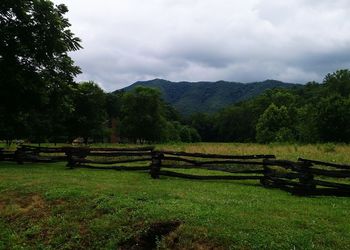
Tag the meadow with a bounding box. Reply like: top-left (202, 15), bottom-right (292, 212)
top-left (1, 143), bottom-right (350, 249)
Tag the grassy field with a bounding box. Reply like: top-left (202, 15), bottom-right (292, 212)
top-left (1, 143), bottom-right (350, 249)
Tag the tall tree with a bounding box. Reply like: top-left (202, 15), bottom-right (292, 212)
top-left (0, 0), bottom-right (81, 142)
top-left (120, 86), bottom-right (166, 143)
top-left (68, 82), bottom-right (107, 143)
top-left (323, 69), bottom-right (350, 97)
top-left (256, 104), bottom-right (295, 143)
top-left (315, 95), bottom-right (350, 142)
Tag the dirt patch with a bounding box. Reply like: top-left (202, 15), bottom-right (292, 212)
top-left (0, 192), bottom-right (73, 223)
top-left (119, 220), bottom-right (181, 249)
top-left (18, 195), bottom-right (45, 213)
top-left (163, 232), bottom-right (225, 250)
top-left (166, 240), bottom-right (225, 250)
top-left (0, 193), bottom-right (52, 223)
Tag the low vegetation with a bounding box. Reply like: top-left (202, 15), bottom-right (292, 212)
top-left (1, 143), bottom-right (350, 249)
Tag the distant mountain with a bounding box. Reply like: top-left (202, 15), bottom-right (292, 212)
top-left (119, 79), bottom-right (301, 115)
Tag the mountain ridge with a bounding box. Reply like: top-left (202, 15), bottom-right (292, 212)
top-left (118, 79), bottom-right (301, 114)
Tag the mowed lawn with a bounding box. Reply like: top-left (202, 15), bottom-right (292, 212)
top-left (1, 143), bottom-right (350, 249)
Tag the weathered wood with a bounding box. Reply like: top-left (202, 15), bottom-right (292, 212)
top-left (0, 150), bottom-right (16, 162)
top-left (297, 162), bottom-right (316, 192)
top-left (261, 178), bottom-right (304, 196)
top-left (21, 155), bottom-right (67, 163)
top-left (89, 146), bottom-right (154, 152)
top-left (150, 151), bottom-right (163, 179)
top-left (200, 160), bottom-right (266, 166)
top-left (65, 151), bottom-right (76, 168)
top-left (308, 168), bottom-right (350, 178)
top-left (264, 160), bottom-right (316, 194)
top-left (263, 159), bottom-right (303, 171)
top-left (159, 150), bottom-right (275, 160)
top-left (264, 177), bottom-right (303, 187)
top-left (161, 164), bottom-right (264, 173)
top-left (14, 149), bottom-right (25, 164)
top-left (163, 156), bottom-right (266, 166)
top-left (266, 171), bottom-right (303, 180)
top-left (158, 170), bottom-right (262, 180)
top-left (87, 152), bottom-right (152, 157)
top-left (312, 179), bottom-right (350, 190)
top-left (162, 156), bottom-right (199, 165)
top-left (298, 158), bottom-right (350, 170)
top-left (75, 157), bottom-right (152, 165)
top-left (20, 145), bottom-right (66, 153)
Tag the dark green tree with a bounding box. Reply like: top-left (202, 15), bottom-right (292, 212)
top-left (216, 106), bottom-right (255, 142)
top-left (69, 82), bottom-right (107, 143)
top-left (0, 0), bottom-right (81, 142)
top-left (105, 92), bottom-right (122, 119)
top-left (256, 104), bottom-right (295, 143)
top-left (315, 95), bottom-right (350, 142)
top-left (323, 69), bottom-right (350, 97)
top-left (295, 105), bottom-right (319, 143)
top-left (187, 113), bottom-right (217, 142)
top-left (120, 86), bottom-right (166, 143)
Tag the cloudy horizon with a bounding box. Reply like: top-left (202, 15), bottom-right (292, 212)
top-left (53, 0), bottom-right (350, 91)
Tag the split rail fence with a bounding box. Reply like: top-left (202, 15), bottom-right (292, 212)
top-left (149, 150), bottom-right (274, 180)
top-left (66, 146), bottom-right (154, 171)
top-left (1, 145), bottom-right (350, 196)
top-left (0, 148), bottom-right (16, 162)
top-left (262, 158), bottom-right (350, 196)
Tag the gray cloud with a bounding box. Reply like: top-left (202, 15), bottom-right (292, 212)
top-left (53, 0), bottom-right (350, 91)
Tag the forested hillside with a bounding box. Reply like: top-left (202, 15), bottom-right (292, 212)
top-left (187, 69), bottom-right (350, 143)
top-left (121, 79), bottom-right (300, 114)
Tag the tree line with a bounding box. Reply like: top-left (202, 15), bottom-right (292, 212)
top-left (186, 69), bottom-right (350, 143)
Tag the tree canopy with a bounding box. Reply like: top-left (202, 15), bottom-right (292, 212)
top-left (120, 86), bottom-right (166, 143)
top-left (0, 0), bottom-right (82, 142)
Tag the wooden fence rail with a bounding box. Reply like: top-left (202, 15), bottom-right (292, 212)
top-left (149, 150), bottom-right (275, 180)
top-left (15, 145), bottom-right (70, 164)
top-left (66, 147), bottom-right (154, 171)
top-left (261, 158), bottom-right (350, 196)
top-left (0, 148), bottom-right (16, 162)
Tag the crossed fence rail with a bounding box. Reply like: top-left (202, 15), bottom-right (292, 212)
top-left (262, 158), bottom-right (350, 196)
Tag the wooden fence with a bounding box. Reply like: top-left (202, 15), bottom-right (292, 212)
top-left (150, 150), bottom-right (275, 180)
top-left (261, 158), bottom-right (350, 196)
top-left (66, 146), bottom-right (154, 171)
top-left (1, 145), bottom-right (350, 196)
top-left (15, 145), bottom-right (69, 164)
top-left (0, 148), bottom-right (16, 162)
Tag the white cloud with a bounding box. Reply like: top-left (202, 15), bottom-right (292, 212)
top-left (53, 0), bottom-right (350, 90)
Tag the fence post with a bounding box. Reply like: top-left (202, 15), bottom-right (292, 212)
top-left (294, 161), bottom-right (315, 196)
top-left (260, 159), bottom-right (274, 187)
top-left (15, 147), bottom-right (25, 165)
top-left (65, 148), bottom-right (76, 169)
top-left (150, 151), bottom-right (163, 179)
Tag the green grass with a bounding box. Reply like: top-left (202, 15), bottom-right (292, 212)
top-left (1, 143), bottom-right (350, 249)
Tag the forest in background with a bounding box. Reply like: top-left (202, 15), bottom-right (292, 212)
top-left (1, 1), bottom-right (350, 145)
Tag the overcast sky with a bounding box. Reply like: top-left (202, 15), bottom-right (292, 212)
top-left (53, 0), bottom-right (350, 91)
